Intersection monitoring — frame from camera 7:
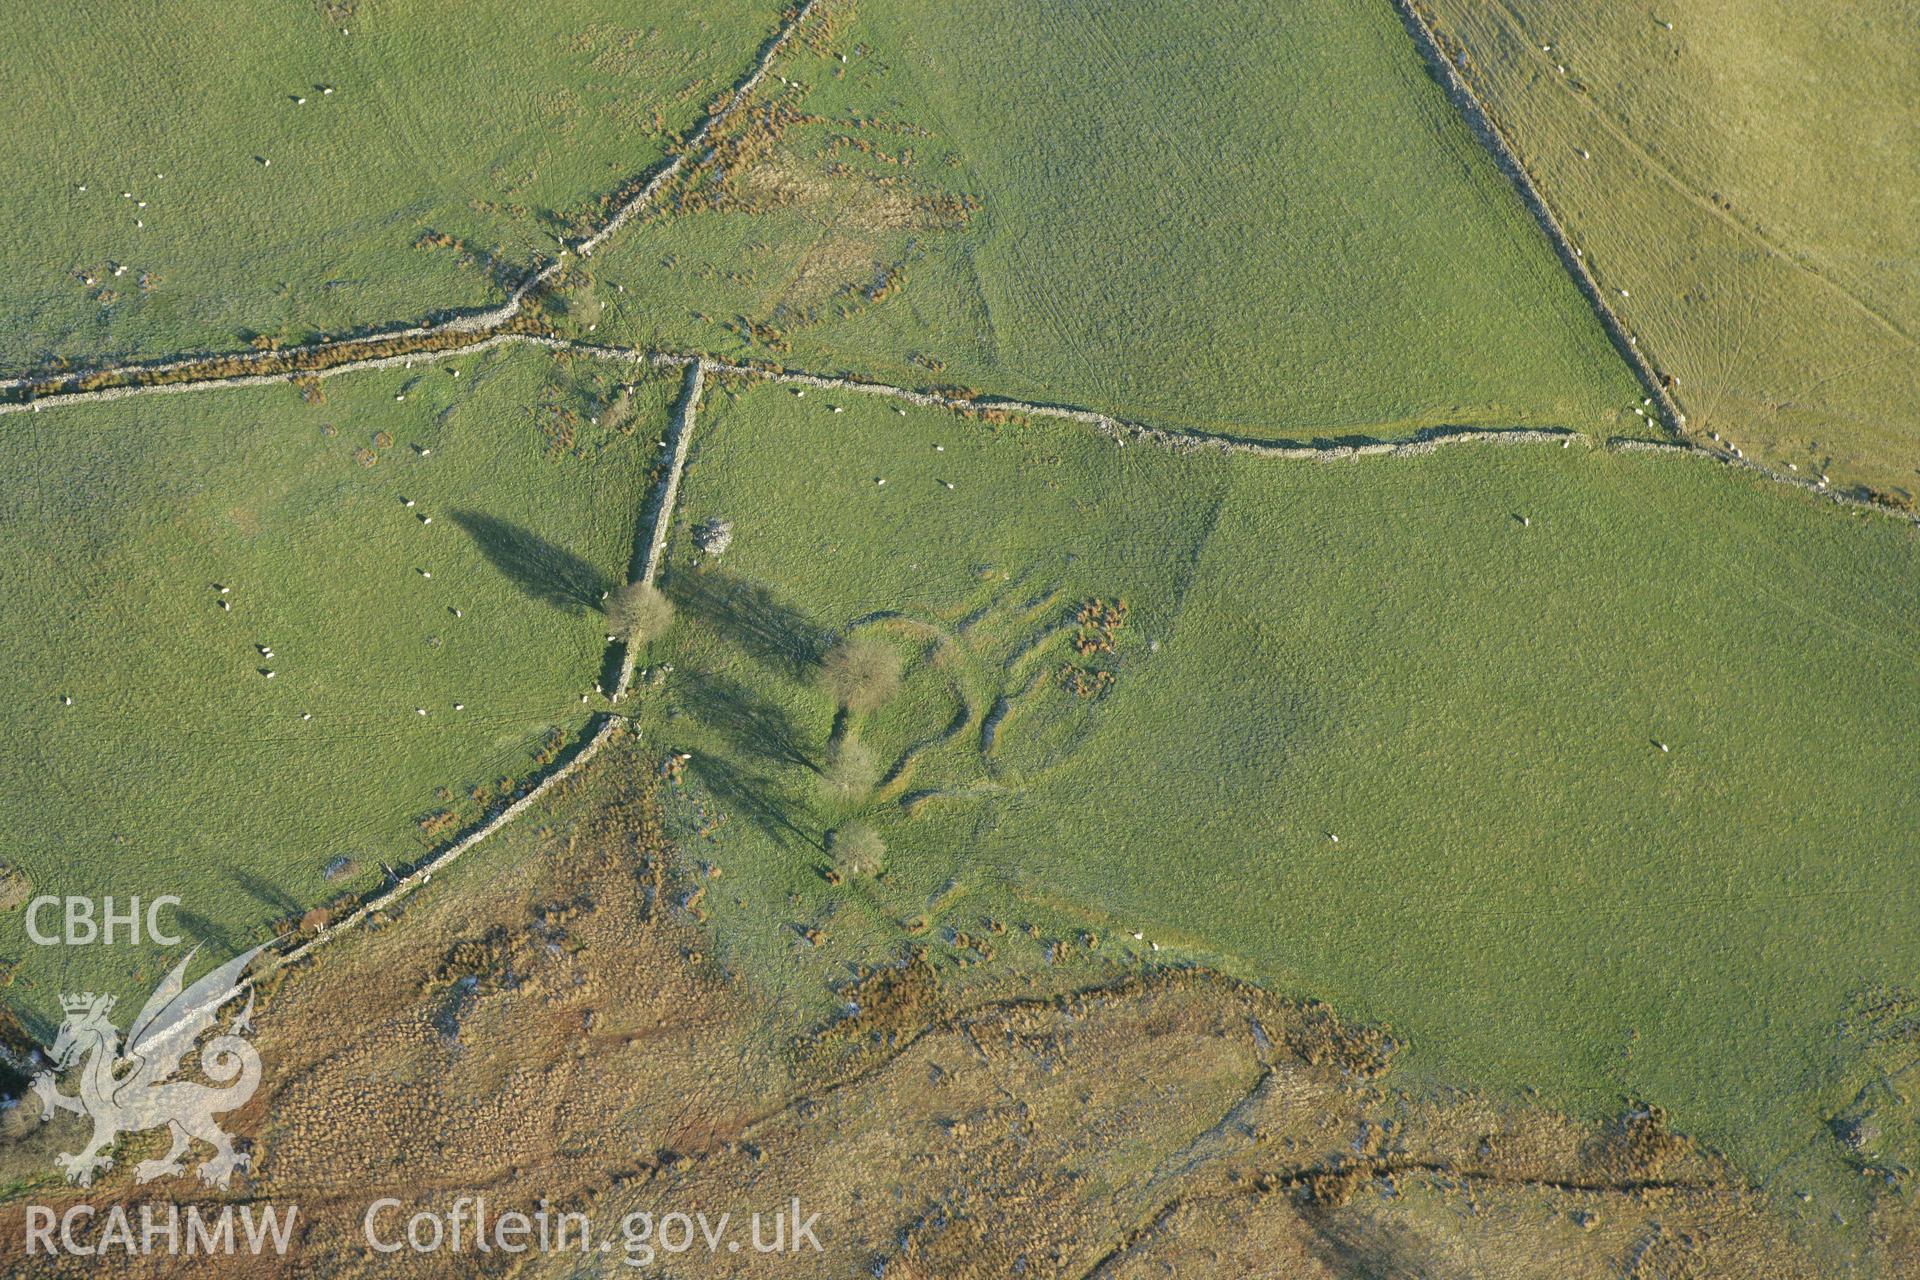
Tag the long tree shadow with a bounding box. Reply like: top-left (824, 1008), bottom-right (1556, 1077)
top-left (665, 568), bottom-right (829, 677)
top-left (451, 510), bottom-right (609, 615)
top-left (681, 674), bottom-right (818, 773)
top-left (227, 868), bottom-right (304, 921)
top-left (1299, 1202), bottom-right (1462, 1279)
top-left (688, 754), bottom-right (819, 852)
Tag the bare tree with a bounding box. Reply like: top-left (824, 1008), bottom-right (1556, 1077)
top-left (608, 582), bottom-right (675, 643)
top-left (821, 733), bottom-right (879, 802)
top-left (820, 635), bottom-right (901, 713)
top-left (829, 823), bottom-right (886, 879)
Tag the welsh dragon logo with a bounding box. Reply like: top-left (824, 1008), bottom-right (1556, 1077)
top-left (31, 943), bottom-right (269, 1188)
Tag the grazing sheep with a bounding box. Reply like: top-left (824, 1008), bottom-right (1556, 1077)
top-left (218, 600), bottom-right (231, 611)
top-left (61, 695), bottom-right (72, 706)
top-left (453, 703), bottom-right (464, 711)
top-left (416, 708), bottom-right (427, 716)
top-left (264, 670), bottom-right (276, 679)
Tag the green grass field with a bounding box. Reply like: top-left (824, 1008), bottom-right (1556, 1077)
top-left (1423, 0), bottom-right (1920, 497)
top-left (645, 380), bottom-right (1920, 1199)
top-left (0, 345), bottom-right (666, 1024)
top-left (1, 0), bottom-right (776, 371)
top-left (574, 0), bottom-right (1645, 440)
